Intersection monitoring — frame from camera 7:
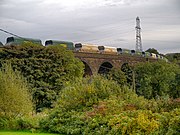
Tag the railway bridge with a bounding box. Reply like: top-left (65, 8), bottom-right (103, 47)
top-left (74, 52), bottom-right (157, 76)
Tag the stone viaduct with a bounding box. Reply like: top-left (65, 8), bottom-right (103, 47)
top-left (74, 52), bottom-right (157, 76)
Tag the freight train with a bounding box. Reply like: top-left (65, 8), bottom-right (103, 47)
top-left (2, 36), bottom-right (168, 62)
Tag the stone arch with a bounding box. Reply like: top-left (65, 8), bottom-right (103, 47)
top-left (82, 61), bottom-right (93, 76)
top-left (98, 61), bottom-right (113, 74)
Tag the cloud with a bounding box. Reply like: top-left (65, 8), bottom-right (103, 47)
top-left (0, 0), bottom-right (180, 54)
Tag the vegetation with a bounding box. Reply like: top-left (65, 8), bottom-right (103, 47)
top-left (0, 43), bottom-right (84, 112)
top-left (40, 76), bottom-right (180, 135)
top-left (166, 53), bottom-right (180, 66)
top-left (0, 63), bottom-right (33, 118)
top-left (0, 43), bottom-right (179, 134)
top-left (106, 68), bottom-right (127, 86)
top-left (0, 63), bottom-right (34, 130)
top-left (135, 61), bottom-right (180, 99)
top-left (146, 48), bottom-right (159, 54)
top-left (0, 131), bottom-right (58, 135)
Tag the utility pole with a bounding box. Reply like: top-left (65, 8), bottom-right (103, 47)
top-left (135, 16), bottom-right (143, 52)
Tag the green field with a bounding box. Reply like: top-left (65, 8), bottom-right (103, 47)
top-left (0, 131), bottom-right (58, 135)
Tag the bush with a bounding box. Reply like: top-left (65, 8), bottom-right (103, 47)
top-left (55, 75), bottom-right (122, 111)
top-left (0, 63), bottom-right (34, 130)
top-left (135, 61), bottom-right (180, 99)
top-left (106, 68), bottom-right (127, 86)
top-left (0, 43), bottom-right (84, 112)
top-left (0, 63), bottom-right (33, 118)
top-left (0, 115), bottom-right (42, 131)
top-left (40, 76), bottom-right (180, 134)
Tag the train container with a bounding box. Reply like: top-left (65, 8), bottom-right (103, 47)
top-left (150, 53), bottom-right (157, 59)
top-left (6, 37), bottom-right (42, 46)
top-left (99, 46), bottom-right (117, 54)
top-left (142, 52), bottom-right (151, 57)
top-left (45, 40), bottom-right (74, 50)
top-left (117, 48), bottom-right (131, 55)
top-left (156, 54), bottom-right (161, 59)
top-left (131, 50), bottom-right (142, 56)
top-left (75, 43), bottom-right (99, 53)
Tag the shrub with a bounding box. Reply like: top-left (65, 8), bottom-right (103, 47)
top-left (40, 75), bottom-right (180, 134)
top-left (0, 43), bottom-right (84, 112)
top-left (135, 61), bottom-right (180, 99)
top-left (0, 63), bottom-right (33, 118)
top-left (56, 76), bottom-right (122, 111)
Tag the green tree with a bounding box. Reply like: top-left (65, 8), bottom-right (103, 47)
top-left (146, 48), bottom-right (159, 54)
top-left (135, 61), bottom-right (180, 99)
top-left (0, 43), bottom-right (84, 112)
top-left (166, 53), bottom-right (180, 66)
top-left (107, 68), bottom-right (127, 86)
top-left (0, 63), bottom-right (33, 117)
top-left (121, 63), bottom-right (133, 87)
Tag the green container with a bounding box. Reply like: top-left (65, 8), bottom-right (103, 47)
top-left (45, 40), bottom-right (74, 50)
top-left (135, 51), bottom-right (142, 56)
top-left (145, 52), bottom-right (151, 57)
top-left (6, 37), bottom-right (42, 45)
top-left (117, 48), bottom-right (131, 54)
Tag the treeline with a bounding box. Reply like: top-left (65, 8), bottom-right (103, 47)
top-left (0, 43), bottom-right (179, 134)
top-left (166, 53), bottom-right (180, 66)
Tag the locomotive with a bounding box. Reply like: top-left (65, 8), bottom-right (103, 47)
top-left (2, 36), bottom-right (168, 62)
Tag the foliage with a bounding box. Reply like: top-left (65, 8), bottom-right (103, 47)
top-left (40, 76), bottom-right (123, 134)
top-left (146, 48), bottom-right (159, 54)
top-left (0, 108), bottom-right (50, 131)
top-left (121, 63), bottom-right (133, 87)
top-left (0, 43), bottom-right (84, 112)
top-left (1, 43), bottom-right (180, 134)
top-left (40, 76), bottom-right (180, 134)
top-left (106, 68), bottom-right (127, 86)
top-left (55, 75), bottom-right (122, 111)
top-left (0, 131), bottom-right (58, 135)
top-left (135, 61), bottom-right (180, 99)
top-left (0, 63), bottom-right (33, 118)
top-left (166, 53), bottom-right (180, 66)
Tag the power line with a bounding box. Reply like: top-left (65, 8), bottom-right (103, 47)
top-left (0, 28), bottom-right (24, 39)
top-left (144, 39), bottom-right (180, 43)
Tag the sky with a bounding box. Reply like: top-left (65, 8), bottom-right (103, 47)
top-left (0, 0), bottom-right (180, 54)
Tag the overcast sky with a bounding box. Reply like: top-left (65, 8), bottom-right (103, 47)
top-left (0, 0), bottom-right (180, 54)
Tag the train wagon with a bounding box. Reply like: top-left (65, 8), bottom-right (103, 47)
top-left (117, 48), bottom-right (131, 55)
top-left (98, 46), bottom-right (117, 54)
top-left (45, 40), bottom-right (74, 50)
top-left (157, 54), bottom-right (168, 62)
top-left (150, 53), bottom-right (157, 59)
top-left (6, 37), bottom-right (42, 46)
top-left (131, 50), bottom-right (143, 56)
top-left (156, 54), bottom-right (162, 59)
top-left (75, 43), bottom-right (99, 53)
top-left (142, 52), bottom-right (151, 57)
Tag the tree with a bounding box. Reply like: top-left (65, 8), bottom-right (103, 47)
top-left (121, 63), bottom-right (133, 87)
top-left (107, 68), bottom-right (127, 86)
top-left (0, 63), bottom-right (33, 117)
top-left (135, 61), bottom-right (180, 99)
top-left (146, 48), bottom-right (159, 54)
top-left (166, 53), bottom-right (180, 66)
top-left (0, 43), bottom-right (84, 112)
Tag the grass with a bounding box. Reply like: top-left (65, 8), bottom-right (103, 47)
top-left (0, 131), bottom-right (59, 135)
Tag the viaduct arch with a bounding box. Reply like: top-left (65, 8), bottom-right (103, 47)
top-left (74, 52), bottom-right (157, 76)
